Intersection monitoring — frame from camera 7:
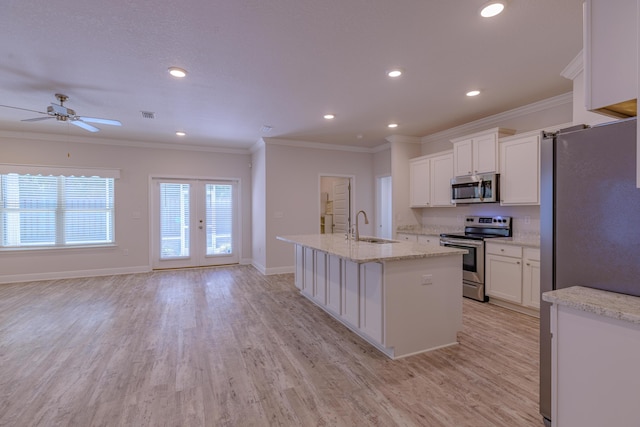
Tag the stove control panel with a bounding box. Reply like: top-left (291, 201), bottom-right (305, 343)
top-left (464, 216), bottom-right (512, 228)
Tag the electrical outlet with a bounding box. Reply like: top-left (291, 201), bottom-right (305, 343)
top-left (422, 274), bottom-right (432, 285)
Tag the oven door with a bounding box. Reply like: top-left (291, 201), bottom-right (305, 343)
top-left (439, 237), bottom-right (484, 284)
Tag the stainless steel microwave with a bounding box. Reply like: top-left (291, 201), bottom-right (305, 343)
top-left (451, 173), bottom-right (499, 204)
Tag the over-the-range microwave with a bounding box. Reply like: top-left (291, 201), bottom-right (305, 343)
top-left (451, 173), bottom-right (499, 204)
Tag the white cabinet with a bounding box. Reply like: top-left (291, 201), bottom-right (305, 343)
top-left (486, 243), bottom-right (523, 304)
top-left (486, 242), bottom-right (540, 315)
top-left (342, 260), bottom-right (360, 327)
top-left (409, 157), bottom-right (430, 207)
top-left (326, 254), bottom-right (342, 315)
top-left (499, 133), bottom-right (540, 205)
top-left (396, 233), bottom-right (417, 242)
top-left (430, 153), bottom-right (454, 207)
top-left (302, 247), bottom-right (315, 298)
top-left (451, 128), bottom-right (515, 177)
top-left (294, 244), bottom-right (304, 290)
top-left (417, 234), bottom-right (440, 248)
top-left (313, 250), bottom-right (327, 305)
top-left (584, 0), bottom-right (638, 118)
top-left (522, 248), bottom-right (540, 310)
top-left (409, 151), bottom-right (454, 208)
top-left (549, 293), bottom-right (640, 427)
top-left (359, 262), bottom-right (384, 343)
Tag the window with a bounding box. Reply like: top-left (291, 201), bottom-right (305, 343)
top-left (0, 173), bottom-right (115, 248)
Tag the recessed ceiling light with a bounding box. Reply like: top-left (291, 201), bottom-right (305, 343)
top-left (168, 67), bottom-right (187, 78)
top-left (324, 114), bottom-right (335, 120)
top-left (175, 131), bottom-right (186, 136)
top-left (387, 69), bottom-right (403, 78)
top-left (480, 1), bottom-right (507, 18)
top-left (388, 123), bottom-right (399, 128)
top-left (466, 90), bottom-right (481, 97)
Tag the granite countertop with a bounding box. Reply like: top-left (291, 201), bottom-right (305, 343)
top-left (543, 286), bottom-right (640, 325)
top-left (277, 234), bottom-right (467, 263)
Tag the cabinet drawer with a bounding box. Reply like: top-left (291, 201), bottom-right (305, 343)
top-left (524, 247), bottom-right (540, 262)
top-left (486, 243), bottom-right (522, 258)
top-left (396, 233), bottom-right (418, 242)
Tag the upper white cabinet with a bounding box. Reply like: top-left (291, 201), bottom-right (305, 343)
top-left (499, 132), bottom-right (540, 205)
top-left (409, 151), bottom-right (454, 208)
top-left (584, 0), bottom-right (638, 118)
top-left (409, 157), bottom-right (430, 207)
top-left (451, 128), bottom-right (515, 177)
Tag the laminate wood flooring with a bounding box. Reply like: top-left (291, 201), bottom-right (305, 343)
top-left (0, 265), bottom-right (543, 426)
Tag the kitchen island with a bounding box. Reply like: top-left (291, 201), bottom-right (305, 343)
top-left (277, 234), bottom-right (467, 359)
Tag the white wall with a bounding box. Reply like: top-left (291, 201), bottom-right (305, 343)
top-left (0, 133), bottom-right (252, 283)
top-left (251, 141), bottom-right (267, 272)
top-left (263, 140), bottom-right (375, 273)
top-left (388, 136), bottom-right (422, 234)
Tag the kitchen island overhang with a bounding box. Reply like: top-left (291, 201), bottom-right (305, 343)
top-left (277, 234), bottom-right (467, 359)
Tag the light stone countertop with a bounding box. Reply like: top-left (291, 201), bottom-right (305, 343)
top-left (542, 286), bottom-right (640, 325)
top-left (278, 234), bottom-right (467, 263)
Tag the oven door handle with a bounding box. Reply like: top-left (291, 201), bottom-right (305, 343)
top-left (440, 238), bottom-right (483, 248)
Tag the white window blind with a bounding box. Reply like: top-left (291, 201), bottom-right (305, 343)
top-left (159, 183), bottom-right (190, 259)
top-left (206, 184), bottom-right (233, 255)
top-left (0, 173), bottom-right (115, 248)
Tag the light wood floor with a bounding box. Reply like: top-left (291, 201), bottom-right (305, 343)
top-left (0, 265), bottom-right (543, 426)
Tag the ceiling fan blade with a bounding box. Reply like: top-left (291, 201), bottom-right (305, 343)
top-left (0, 104), bottom-right (49, 115)
top-left (22, 116), bottom-right (55, 122)
top-left (70, 119), bottom-right (99, 132)
top-left (78, 116), bottom-right (122, 126)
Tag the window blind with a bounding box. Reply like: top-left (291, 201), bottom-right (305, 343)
top-left (206, 184), bottom-right (233, 255)
top-left (0, 173), bottom-right (115, 248)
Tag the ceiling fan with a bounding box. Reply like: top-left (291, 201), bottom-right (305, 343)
top-left (0, 93), bottom-right (122, 133)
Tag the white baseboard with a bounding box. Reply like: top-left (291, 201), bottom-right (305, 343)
top-left (0, 265), bottom-right (151, 285)
top-left (263, 266), bottom-right (294, 275)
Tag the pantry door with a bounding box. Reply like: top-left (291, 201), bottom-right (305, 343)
top-left (152, 178), bottom-right (239, 269)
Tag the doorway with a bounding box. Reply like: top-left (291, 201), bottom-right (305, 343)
top-left (319, 176), bottom-right (353, 234)
top-left (151, 178), bottom-right (239, 269)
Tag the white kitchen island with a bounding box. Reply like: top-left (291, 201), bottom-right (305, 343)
top-left (277, 234), bottom-right (467, 359)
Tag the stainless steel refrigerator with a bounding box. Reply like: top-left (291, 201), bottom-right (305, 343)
top-left (540, 117), bottom-right (640, 425)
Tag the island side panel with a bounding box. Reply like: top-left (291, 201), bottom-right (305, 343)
top-left (383, 255), bottom-right (463, 358)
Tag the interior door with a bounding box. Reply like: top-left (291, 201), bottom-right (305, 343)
top-left (332, 179), bottom-right (350, 234)
top-left (152, 178), bottom-right (239, 269)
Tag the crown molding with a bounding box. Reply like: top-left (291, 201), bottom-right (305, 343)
top-left (0, 130), bottom-right (251, 155)
top-left (421, 92), bottom-right (573, 145)
top-left (561, 50), bottom-right (583, 80)
top-left (262, 137), bottom-right (375, 153)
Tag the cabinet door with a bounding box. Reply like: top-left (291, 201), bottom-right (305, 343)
top-left (326, 255), bottom-right (341, 314)
top-left (313, 250), bottom-right (327, 305)
top-left (500, 135), bottom-right (540, 205)
top-left (485, 254), bottom-right (522, 303)
top-left (409, 159), bottom-right (430, 207)
top-left (359, 263), bottom-right (384, 343)
top-left (302, 247), bottom-right (315, 298)
top-left (430, 153), bottom-right (455, 207)
top-left (473, 133), bottom-right (498, 174)
top-left (584, 0), bottom-right (638, 116)
top-left (342, 260), bottom-right (359, 327)
top-left (453, 139), bottom-right (473, 176)
top-left (523, 260), bottom-right (540, 309)
top-left (294, 245), bottom-right (304, 290)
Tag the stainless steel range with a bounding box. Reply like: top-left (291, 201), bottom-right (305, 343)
top-left (439, 215), bottom-right (512, 302)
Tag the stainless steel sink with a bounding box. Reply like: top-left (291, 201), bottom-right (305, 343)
top-left (357, 237), bottom-right (398, 244)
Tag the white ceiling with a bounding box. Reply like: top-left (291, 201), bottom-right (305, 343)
top-left (0, 0), bottom-right (584, 151)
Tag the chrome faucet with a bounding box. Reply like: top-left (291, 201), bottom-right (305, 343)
top-left (355, 210), bottom-right (369, 241)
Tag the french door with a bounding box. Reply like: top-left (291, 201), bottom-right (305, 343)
top-left (152, 178), bottom-right (239, 269)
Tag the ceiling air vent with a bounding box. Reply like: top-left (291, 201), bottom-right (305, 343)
top-left (141, 111), bottom-right (155, 119)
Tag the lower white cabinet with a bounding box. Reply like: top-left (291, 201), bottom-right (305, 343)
top-left (359, 263), bottom-right (383, 343)
top-left (342, 260), bottom-right (360, 327)
top-left (326, 254), bottom-right (342, 314)
top-left (417, 234), bottom-right (440, 248)
top-left (486, 242), bottom-right (540, 314)
top-left (550, 296), bottom-right (640, 427)
top-left (396, 233), bottom-right (417, 242)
